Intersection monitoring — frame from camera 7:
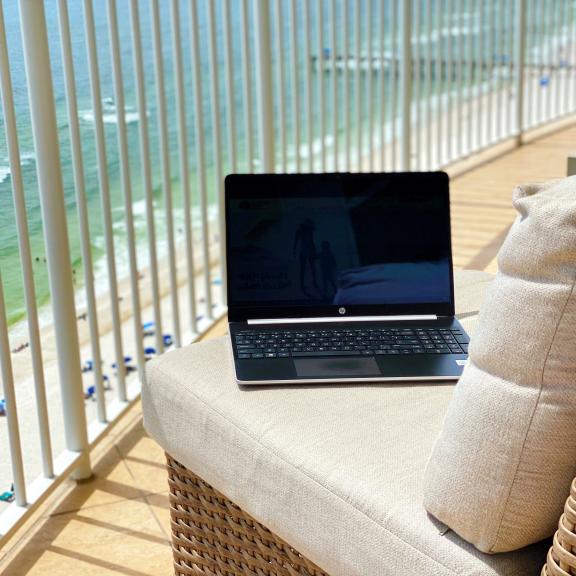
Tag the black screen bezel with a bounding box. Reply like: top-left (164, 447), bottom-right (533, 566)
top-left (225, 172), bottom-right (455, 322)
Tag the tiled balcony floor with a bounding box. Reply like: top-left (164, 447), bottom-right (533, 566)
top-left (1, 121), bottom-right (575, 575)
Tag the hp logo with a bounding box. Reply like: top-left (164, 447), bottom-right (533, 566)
top-left (338, 307), bottom-right (346, 315)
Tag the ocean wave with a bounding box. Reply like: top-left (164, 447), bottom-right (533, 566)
top-left (79, 97), bottom-right (147, 126)
top-left (0, 166), bottom-right (10, 185)
top-left (297, 134), bottom-right (335, 159)
top-left (112, 198), bottom-right (156, 217)
top-left (0, 152), bottom-right (36, 185)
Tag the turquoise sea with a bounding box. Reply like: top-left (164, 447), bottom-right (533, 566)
top-left (0, 0), bottom-right (571, 329)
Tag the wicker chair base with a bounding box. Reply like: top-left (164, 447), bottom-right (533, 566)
top-left (166, 454), bottom-right (329, 576)
top-left (166, 452), bottom-right (576, 576)
top-left (542, 478), bottom-right (576, 576)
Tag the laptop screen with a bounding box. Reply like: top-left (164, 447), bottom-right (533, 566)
top-left (225, 172), bottom-right (455, 321)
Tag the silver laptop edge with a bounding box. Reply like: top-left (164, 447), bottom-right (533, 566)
top-left (248, 314), bottom-right (437, 325)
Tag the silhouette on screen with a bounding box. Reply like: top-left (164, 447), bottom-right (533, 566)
top-left (227, 176), bottom-right (451, 308)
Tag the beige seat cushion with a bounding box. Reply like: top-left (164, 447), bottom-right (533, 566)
top-left (143, 271), bottom-right (547, 576)
top-left (424, 178), bottom-right (576, 553)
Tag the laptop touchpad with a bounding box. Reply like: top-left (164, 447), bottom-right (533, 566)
top-left (294, 357), bottom-right (381, 378)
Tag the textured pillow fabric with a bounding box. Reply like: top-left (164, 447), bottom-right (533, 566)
top-left (423, 177), bottom-right (576, 554)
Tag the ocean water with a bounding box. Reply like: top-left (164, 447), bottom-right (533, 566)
top-left (0, 0), bottom-right (571, 331)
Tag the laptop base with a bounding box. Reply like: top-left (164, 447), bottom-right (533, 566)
top-left (230, 318), bottom-right (469, 385)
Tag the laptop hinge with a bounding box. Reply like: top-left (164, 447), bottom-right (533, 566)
top-left (247, 315), bottom-right (438, 325)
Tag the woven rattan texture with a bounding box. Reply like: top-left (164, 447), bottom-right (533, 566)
top-left (542, 478), bottom-right (576, 576)
top-left (166, 454), bottom-right (329, 576)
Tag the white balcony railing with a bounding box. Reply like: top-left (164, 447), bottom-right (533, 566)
top-left (0, 0), bottom-right (575, 543)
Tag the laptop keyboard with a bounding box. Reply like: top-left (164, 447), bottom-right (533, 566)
top-left (234, 327), bottom-right (469, 359)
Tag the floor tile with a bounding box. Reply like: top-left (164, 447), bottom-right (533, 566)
top-left (2, 497), bottom-right (171, 576)
top-left (116, 424), bottom-right (169, 496)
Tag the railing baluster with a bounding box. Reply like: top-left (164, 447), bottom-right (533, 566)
top-left (466, 0), bottom-right (474, 155)
top-left (572, 0), bottom-right (576, 114)
top-left (274, 0), bottom-right (287, 172)
top-left (189, 0), bottom-right (213, 318)
top-left (107, 0), bottom-right (146, 378)
top-left (223, 0), bottom-right (237, 174)
top-left (290, 0), bottom-right (301, 173)
top-left (354, 0), bottom-right (361, 170)
top-left (207, 0), bottom-right (227, 303)
top-left (342, 0), bottom-right (350, 171)
top-left (537, 0), bottom-right (545, 125)
top-left (435, 0), bottom-right (443, 165)
top-left (330, 0), bottom-right (337, 172)
top-left (240, 0), bottom-right (254, 173)
top-left (425, 0), bottom-right (433, 168)
top-left (515, 0), bottom-right (527, 143)
top-left (508, 0), bottom-right (516, 134)
top-left (445, 0), bottom-right (453, 161)
top-left (497, 0), bottom-right (505, 139)
top-left (57, 0), bottom-right (106, 422)
top-left (567, 0), bottom-right (574, 115)
top-left (304, 0), bottom-right (314, 172)
top-left (390, 0), bottom-right (397, 169)
top-left (317, 0), bottom-right (326, 171)
top-left (528, 0), bottom-right (538, 130)
top-left (560, 0), bottom-right (568, 116)
top-left (414, 0), bottom-right (421, 170)
top-left (254, 0), bottom-right (275, 173)
top-left (554, 0), bottom-right (561, 120)
top-left (151, 0), bottom-right (181, 347)
top-left (527, 0), bottom-right (536, 129)
top-left (0, 272), bottom-right (26, 505)
top-left (545, 0), bottom-right (552, 122)
top-left (456, 0), bottom-right (465, 158)
top-left (378, 0), bottom-right (386, 171)
top-left (19, 0), bottom-right (90, 479)
top-left (83, 0), bottom-right (126, 399)
top-left (399, 0), bottom-right (411, 171)
top-left (485, 1), bottom-right (494, 145)
top-left (1, 0), bottom-right (54, 475)
top-left (129, 0), bottom-right (164, 353)
top-left (170, 0), bottom-right (197, 337)
top-left (476, 0), bottom-right (484, 149)
top-left (366, 0), bottom-right (373, 171)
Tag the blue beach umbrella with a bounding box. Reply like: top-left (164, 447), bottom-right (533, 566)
top-left (82, 360), bottom-right (94, 373)
top-left (0, 485), bottom-right (14, 503)
top-left (112, 356), bottom-right (134, 369)
top-left (142, 321), bottom-right (155, 337)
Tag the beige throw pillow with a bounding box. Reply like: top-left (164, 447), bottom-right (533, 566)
top-left (423, 177), bottom-right (576, 553)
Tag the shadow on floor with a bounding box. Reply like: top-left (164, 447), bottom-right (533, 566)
top-left (1, 408), bottom-right (173, 576)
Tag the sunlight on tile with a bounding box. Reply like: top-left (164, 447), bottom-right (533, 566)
top-left (4, 499), bottom-right (171, 576)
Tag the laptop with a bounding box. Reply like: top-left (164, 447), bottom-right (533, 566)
top-left (225, 172), bottom-right (469, 385)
